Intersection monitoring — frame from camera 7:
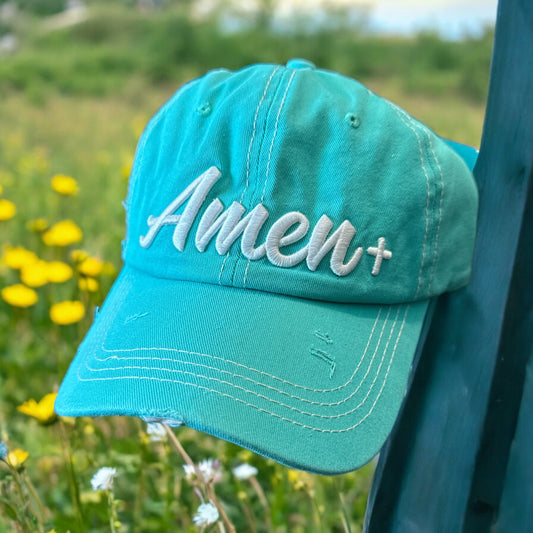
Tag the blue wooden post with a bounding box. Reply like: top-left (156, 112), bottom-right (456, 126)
top-left (364, 0), bottom-right (533, 530)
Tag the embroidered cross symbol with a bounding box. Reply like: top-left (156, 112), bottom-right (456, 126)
top-left (367, 237), bottom-right (392, 276)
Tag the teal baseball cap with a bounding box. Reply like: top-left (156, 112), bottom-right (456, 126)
top-left (55, 59), bottom-right (478, 475)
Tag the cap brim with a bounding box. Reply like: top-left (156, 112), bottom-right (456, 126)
top-left (55, 265), bottom-right (429, 475)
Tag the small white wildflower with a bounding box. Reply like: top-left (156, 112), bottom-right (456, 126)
top-left (91, 467), bottom-right (117, 491)
top-left (183, 463), bottom-right (196, 480)
top-left (197, 458), bottom-right (222, 483)
top-left (232, 463), bottom-right (258, 480)
top-left (183, 458), bottom-right (222, 483)
top-left (193, 501), bottom-right (219, 527)
top-left (146, 422), bottom-right (166, 442)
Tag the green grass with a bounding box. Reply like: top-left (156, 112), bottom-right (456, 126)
top-left (0, 3), bottom-right (493, 103)
top-left (0, 4), bottom-right (491, 531)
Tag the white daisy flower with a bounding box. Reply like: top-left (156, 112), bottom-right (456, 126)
top-left (193, 501), bottom-right (219, 527)
top-left (146, 422), bottom-right (166, 442)
top-left (183, 458), bottom-right (222, 483)
top-left (197, 458), bottom-right (222, 483)
top-left (183, 463), bottom-right (196, 480)
top-left (91, 467), bottom-right (117, 491)
top-left (232, 463), bottom-right (258, 480)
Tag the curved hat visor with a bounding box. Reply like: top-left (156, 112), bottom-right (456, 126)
top-left (55, 264), bottom-right (429, 475)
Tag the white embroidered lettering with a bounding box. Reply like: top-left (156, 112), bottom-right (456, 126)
top-left (196, 201), bottom-right (269, 258)
top-left (139, 166), bottom-right (221, 249)
top-left (307, 215), bottom-right (364, 276)
top-left (367, 237), bottom-right (392, 275)
top-left (173, 166), bottom-right (222, 251)
top-left (241, 204), bottom-right (269, 260)
top-left (266, 212), bottom-right (309, 267)
top-left (140, 167), bottom-right (392, 277)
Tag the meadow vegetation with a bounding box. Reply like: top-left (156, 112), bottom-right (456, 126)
top-left (0, 1), bottom-right (491, 531)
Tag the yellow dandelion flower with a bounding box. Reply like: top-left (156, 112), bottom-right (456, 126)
top-left (101, 261), bottom-right (117, 276)
top-left (7, 449), bottom-right (29, 468)
top-left (51, 174), bottom-right (79, 196)
top-left (1, 284), bottom-right (38, 308)
top-left (46, 261), bottom-right (73, 283)
top-left (50, 300), bottom-right (85, 325)
top-left (78, 277), bottom-right (99, 292)
top-left (17, 392), bottom-right (58, 425)
top-left (287, 470), bottom-right (300, 484)
top-left (0, 199), bottom-right (16, 221)
top-left (20, 260), bottom-right (49, 287)
top-left (26, 218), bottom-right (49, 233)
top-left (0, 184), bottom-right (2, 194)
top-left (78, 256), bottom-right (103, 277)
top-left (70, 249), bottom-right (89, 263)
top-left (2, 245), bottom-right (38, 269)
top-left (42, 220), bottom-right (83, 247)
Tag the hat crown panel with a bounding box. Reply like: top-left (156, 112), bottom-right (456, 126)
top-left (123, 63), bottom-right (478, 305)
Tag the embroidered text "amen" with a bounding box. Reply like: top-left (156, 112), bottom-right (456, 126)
top-left (139, 166), bottom-right (391, 277)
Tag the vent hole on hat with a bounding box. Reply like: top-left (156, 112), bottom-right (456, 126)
top-left (345, 112), bottom-right (360, 129)
top-left (197, 102), bottom-right (212, 116)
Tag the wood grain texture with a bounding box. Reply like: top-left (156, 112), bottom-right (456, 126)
top-left (364, 0), bottom-right (533, 531)
top-left (496, 354), bottom-right (533, 532)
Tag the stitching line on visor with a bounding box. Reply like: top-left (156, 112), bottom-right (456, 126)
top-left (95, 307), bottom-right (394, 407)
top-left (78, 302), bottom-right (410, 433)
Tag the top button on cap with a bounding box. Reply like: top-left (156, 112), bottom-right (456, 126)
top-left (286, 58), bottom-right (316, 70)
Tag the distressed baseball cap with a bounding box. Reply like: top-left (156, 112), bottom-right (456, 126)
top-left (55, 59), bottom-right (478, 475)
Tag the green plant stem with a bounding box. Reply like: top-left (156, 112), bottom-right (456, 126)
top-left (205, 482), bottom-right (236, 533)
top-left (9, 466), bottom-right (35, 532)
top-left (22, 470), bottom-right (46, 531)
top-left (108, 490), bottom-right (117, 533)
top-left (163, 425), bottom-right (195, 470)
top-left (133, 439), bottom-right (147, 533)
top-left (249, 475), bottom-right (272, 531)
top-left (306, 488), bottom-right (322, 530)
top-left (58, 420), bottom-right (85, 533)
top-left (338, 489), bottom-right (353, 533)
top-left (163, 442), bottom-right (175, 530)
top-left (164, 426), bottom-right (236, 533)
top-left (239, 496), bottom-right (256, 533)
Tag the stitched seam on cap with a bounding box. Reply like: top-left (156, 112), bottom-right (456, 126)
top-left (243, 70), bottom-right (296, 288)
top-left (427, 134), bottom-right (444, 294)
top-left (217, 66), bottom-right (283, 285)
top-left (240, 66), bottom-right (280, 204)
top-left (98, 307), bottom-right (388, 398)
top-left (79, 304), bottom-right (410, 432)
top-left (387, 101), bottom-right (431, 300)
top-left (92, 308), bottom-right (398, 418)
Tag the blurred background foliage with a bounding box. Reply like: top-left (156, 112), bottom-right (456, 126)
top-left (0, 1), bottom-right (493, 531)
top-left (0, 0), bottom-right (493, 102)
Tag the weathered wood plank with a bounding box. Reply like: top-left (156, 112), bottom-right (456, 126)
top-left (364, 0), bottom-right (533, 530)
top-left (496, 354), bottom-right (533, 532)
